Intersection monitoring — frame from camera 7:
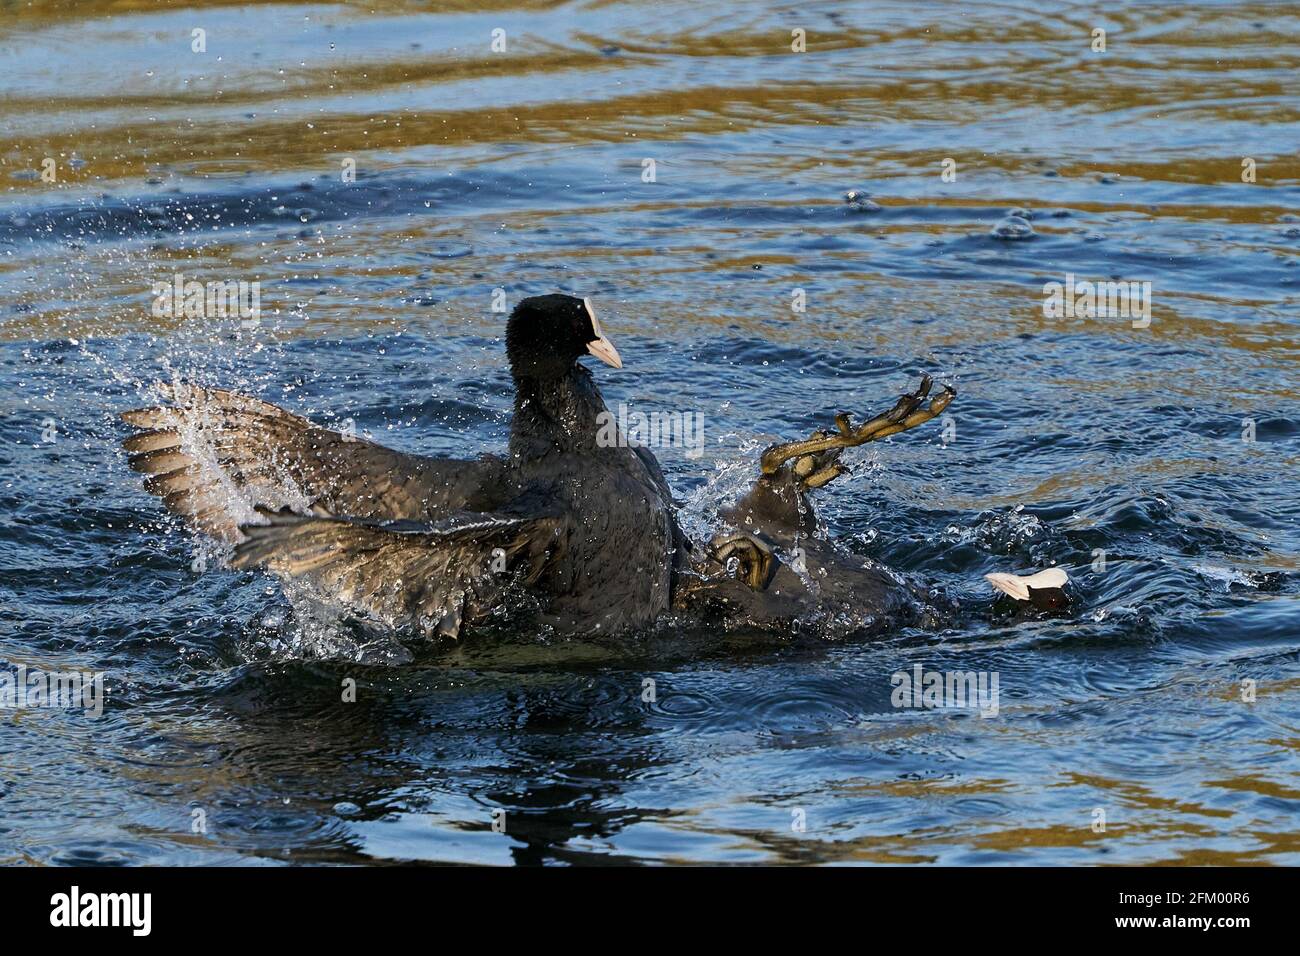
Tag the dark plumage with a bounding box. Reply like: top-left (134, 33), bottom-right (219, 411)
top-left (120, 292), bottom-right (952, 645)
top-left (672, 460), bottom-right (923, 635)
top-left (121, 294), bottom-right (684, 639)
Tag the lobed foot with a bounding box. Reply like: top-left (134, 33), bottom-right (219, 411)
top-left (707, 532), bottom-right (777, 591)
top-left (759, 374), bottom-right (955, 489)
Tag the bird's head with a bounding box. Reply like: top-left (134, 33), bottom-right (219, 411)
top-left (505, 294), bottom-right (622, 381)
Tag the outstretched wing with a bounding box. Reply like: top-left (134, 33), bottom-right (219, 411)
top-left (230, 507), bottom-right (567, 639)
top-left (121, 384), bottom-right (509, 540)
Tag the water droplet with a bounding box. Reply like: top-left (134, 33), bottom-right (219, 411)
top-left (989, 215), bottom-right (1035, 240)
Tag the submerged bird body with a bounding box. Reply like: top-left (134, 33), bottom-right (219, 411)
top-left (120, 293), bottom-right (950, 646)
top-left (673, 460), bottom-right (922, 635)
top-left (672, 373), bottom-right (955, 634)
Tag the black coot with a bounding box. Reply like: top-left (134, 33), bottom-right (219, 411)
top-left (120, 293), bottom-right (952, 643)
top-left (673, 375), bottom-right (955, 635)
top-left (121, 294), bottom-right (686, 639)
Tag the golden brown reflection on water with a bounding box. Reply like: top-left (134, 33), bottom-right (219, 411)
top-left (3, 2), bottom-right (1299, 183)
top-left (1, 0), bottom-right (1297, 866)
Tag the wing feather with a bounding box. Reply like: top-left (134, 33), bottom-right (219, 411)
top-left (230, 507), bottom-right (565, 639)
top-left (120, 383), bottom-right (509, 540)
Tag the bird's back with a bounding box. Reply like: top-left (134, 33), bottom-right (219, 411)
top-left (508, 369), bottom-right (679, 633)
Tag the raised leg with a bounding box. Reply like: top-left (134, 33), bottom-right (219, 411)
top-left (717, 374), bottom-right (956, 586)
top-left (759, 374), bottom-right (955, 489)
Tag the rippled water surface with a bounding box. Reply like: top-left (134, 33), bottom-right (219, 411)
top-left (2, 0), bottom-right (1298, 865)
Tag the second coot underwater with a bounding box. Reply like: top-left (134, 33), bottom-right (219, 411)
top-left (120, 294), bottom-right (954, 644)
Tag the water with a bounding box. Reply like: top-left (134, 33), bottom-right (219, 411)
top-left (1, 0), bottom-right (1298, 865)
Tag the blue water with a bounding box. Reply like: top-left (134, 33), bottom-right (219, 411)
top-left (1, 0), bottom-right (1298, 865)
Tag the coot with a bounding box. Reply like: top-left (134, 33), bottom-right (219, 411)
top-left (120, 294), bottom-right (951, 641)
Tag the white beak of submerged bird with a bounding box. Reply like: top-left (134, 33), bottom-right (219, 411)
top-left (985, 567), bottom-right (1069, 603)
top-left (583, 297), bottom-right (623, 369)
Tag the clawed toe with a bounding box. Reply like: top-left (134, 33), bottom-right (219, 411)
top-left (708, 532), bottom-right (777, 591)
top-left (789, 434), bottom-right (849, 488)
top-left (760, 374), bottom-right (955, 487)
